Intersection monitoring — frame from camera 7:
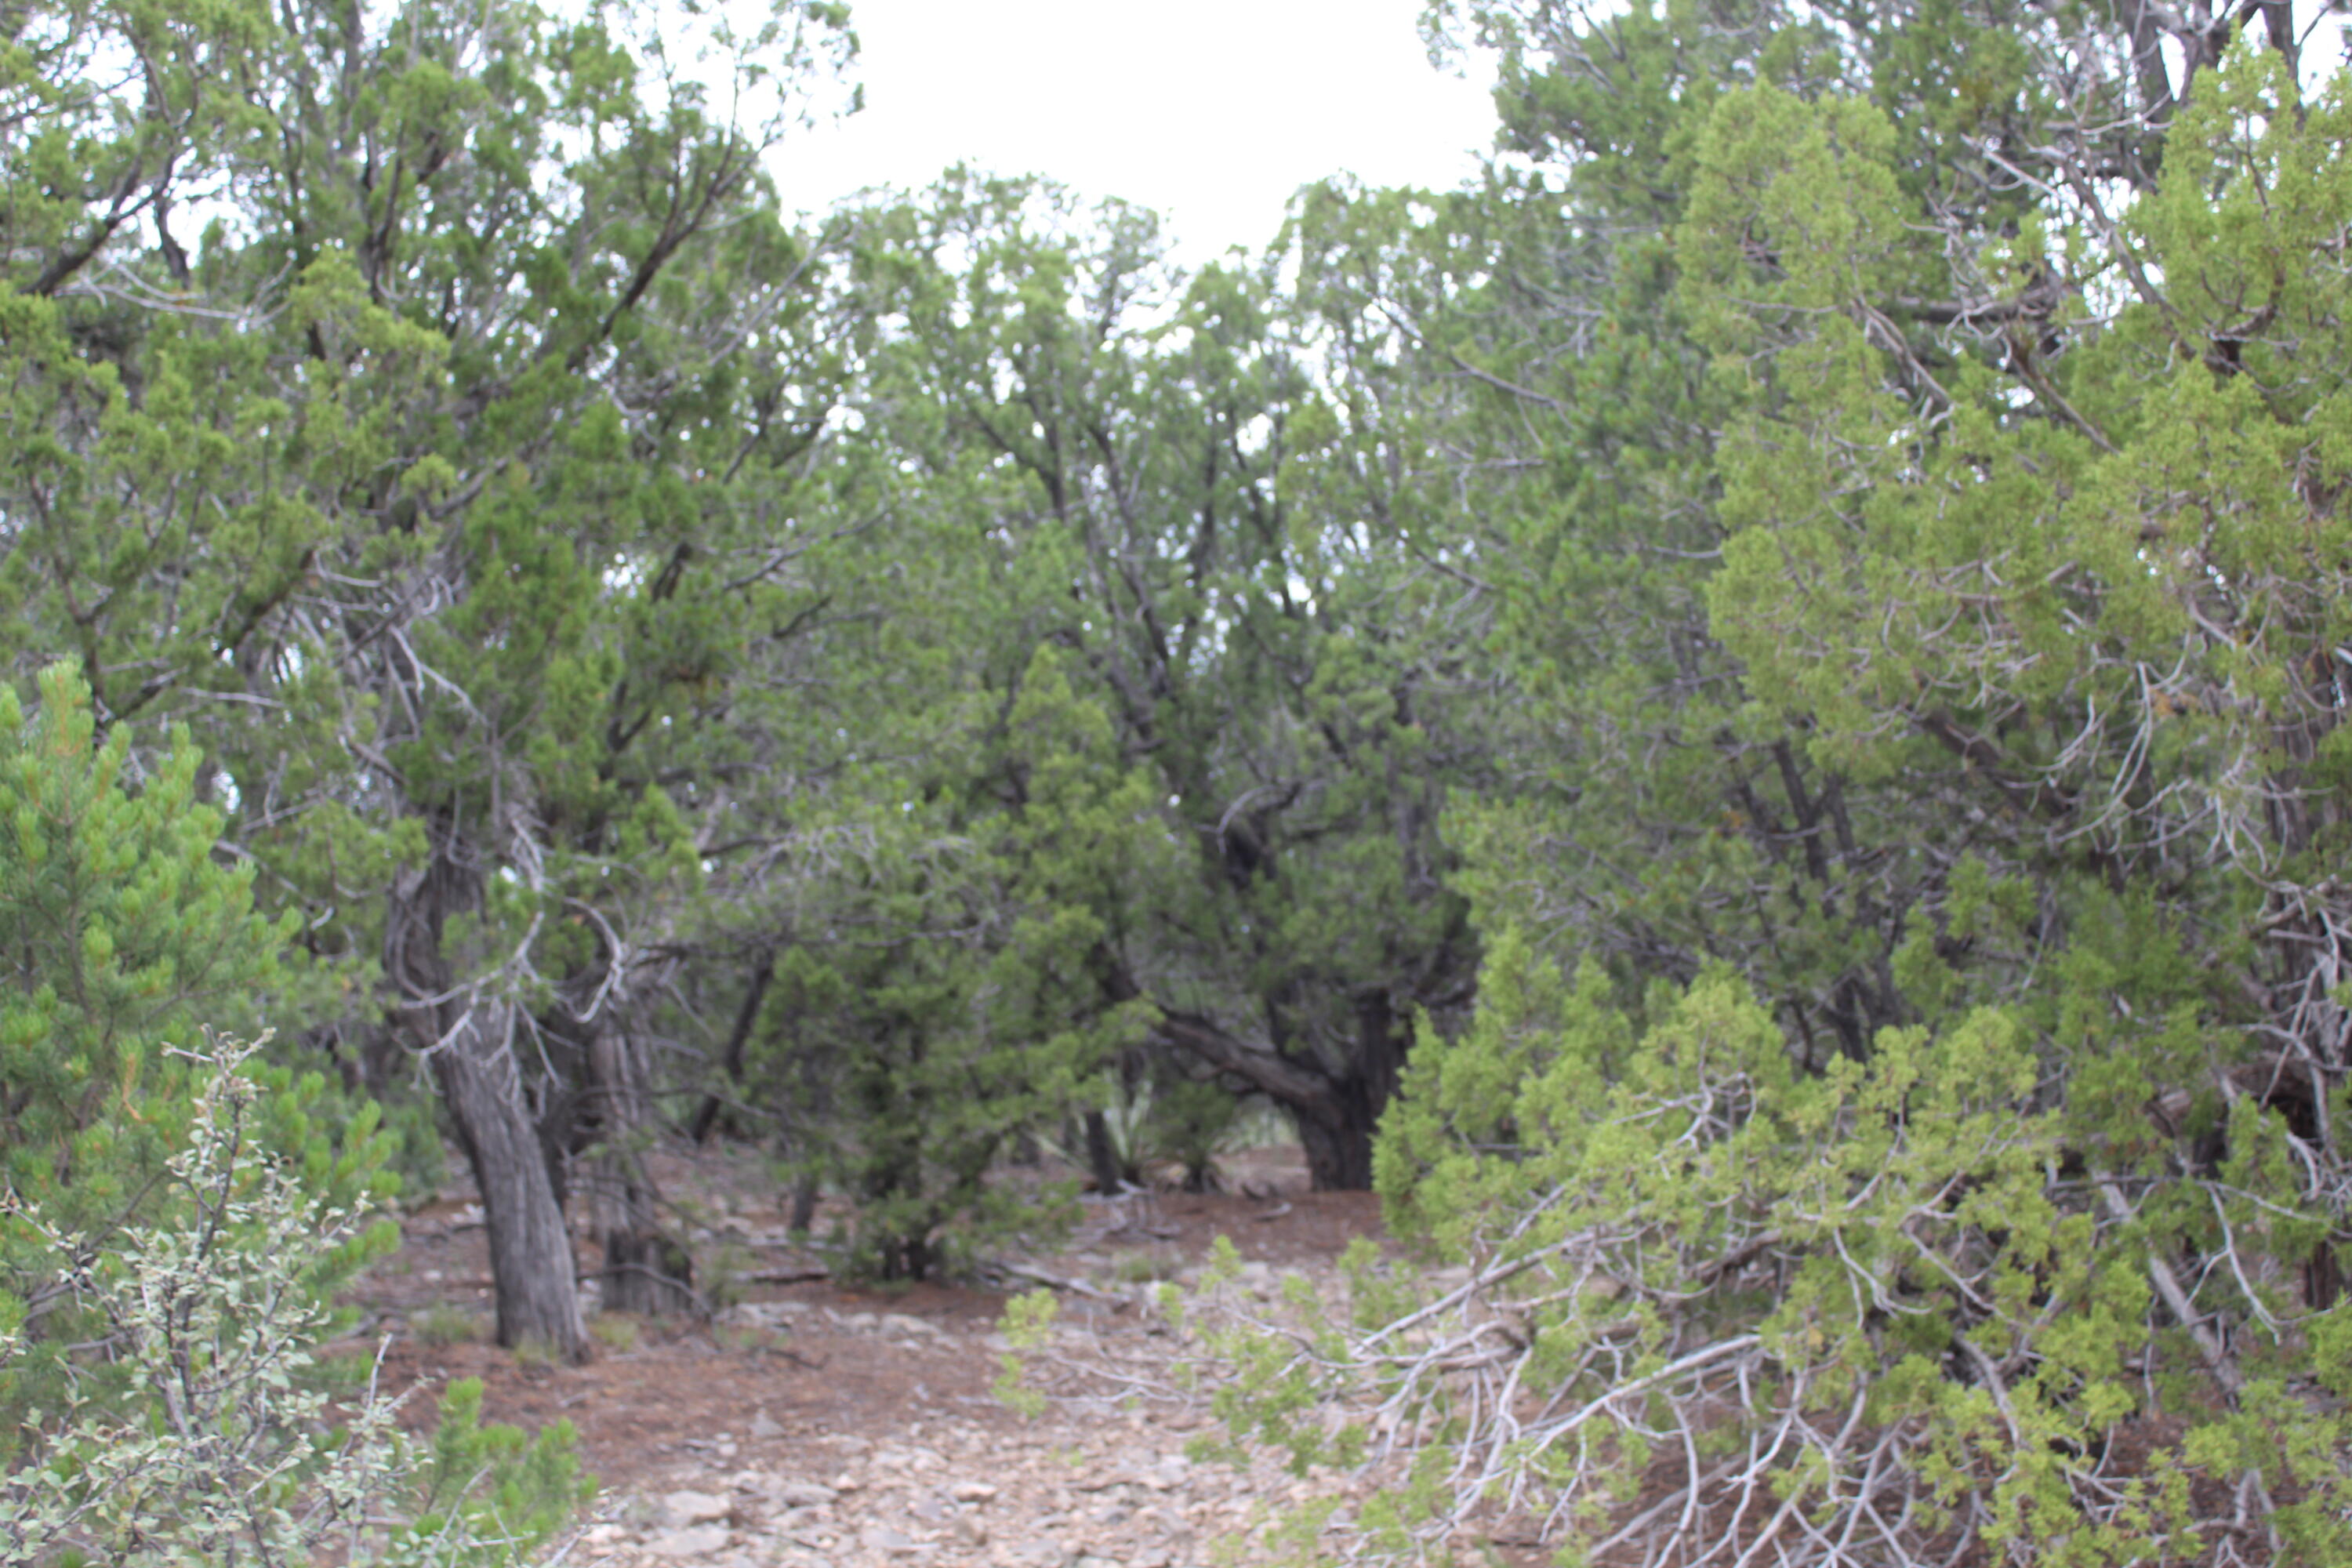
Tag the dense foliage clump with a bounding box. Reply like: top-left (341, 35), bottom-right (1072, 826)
top-left (0, 1038), bottom-right (588, 1566)
top-left (1178, 7), bottom-right (2352, 1563)
top-left (0, 665), bottom-right (399, 1437)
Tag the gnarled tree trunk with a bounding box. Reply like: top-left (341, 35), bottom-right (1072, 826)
top-left (388, 849), bottom-right (588, 1362)
top-left (1083, 1109), bottom-right (1129, 1193)
top-left (431, 1014), bottom-right (588, 1357)
top-left (1156, 1005), bottom-right (1398, 1192)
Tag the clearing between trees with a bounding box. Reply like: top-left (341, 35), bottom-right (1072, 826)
top-left (353, 1149), bottom-right (1408, 1568)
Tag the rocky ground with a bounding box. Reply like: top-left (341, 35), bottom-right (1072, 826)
top-left (567, 1394), bottom-right (1348, 1568)
top-left (347, 1150), bottom-right (1417, 1568)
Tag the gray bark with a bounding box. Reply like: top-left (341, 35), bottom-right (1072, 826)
top-left (589, 1025), bottom-right (695, 1316)
top-left (387, 847), bottom-right (588, 1362)
top-left (431, 1015), bottom-right (589, 1358)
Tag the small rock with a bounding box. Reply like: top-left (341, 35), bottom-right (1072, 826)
top-left (829, 1472), bottom-right (862, 1493)
top-left (644, 1524), bottom-right (731, 1558)
top-left (749, 1409), bottom-right (786, 1440)
top-left (881, 1312), bottom-right (939, 1338)
top-left (955, 1516), bottom-right (989, 1547)
top-left (909, 1494), bottom-right (953, 1525)
top-left (662, 1490), bottom-right (732, 1526)
top-left (775, 1481), bottom-right (838, 1508)
top-left (952, 1482), bottom-right (999, 1503)
top-left (861, 1524), bottom-right (924, 1555)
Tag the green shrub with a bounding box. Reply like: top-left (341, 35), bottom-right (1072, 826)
top-left (1189, 951), bottom-right (2352, 1564)
top-left (0, 1036), bottom-right (590, 1565)
top-left (1138, 1071), bottom-right (1244, 1191)
top-left (412, 1303), bottom-right (491, 1348)
top-left (757, 651), bottom-right (1162, 1283)
top-left (590, 1313), bottom-right (643, 1352)
top-left (0, 665), bottom-right (395, 1437)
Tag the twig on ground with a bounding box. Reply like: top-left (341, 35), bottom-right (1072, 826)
top-left (995, 1261), bottom-right (1126, 1304)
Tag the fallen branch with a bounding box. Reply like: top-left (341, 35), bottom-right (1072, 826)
top-left (995, 1261), bottom-right (1126, 1304)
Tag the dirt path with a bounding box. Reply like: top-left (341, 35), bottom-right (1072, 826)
top-left (347, 1152), bottom-right (1389, 1568)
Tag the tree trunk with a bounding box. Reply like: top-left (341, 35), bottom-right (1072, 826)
top-left (1083, 1109), bottom-right (1127, 1193)
top-left (1154, 1003), bottom-right (1404, 1192)
top-left (590, 1026), bottom-right (696, 1316)
top-left (1292, 1106), bottom-right (1375, 1191)
top-left (388, 848), bottom-right (588, 1363)
top-left (689, 949), bottom-right (774, 1144)
top-left (789, 1171), bottom-right (821, 1234)
top-left (431, 1007), bottom-right (589, 1359)
top-left (601, 1225), bottom-right (697, 1314)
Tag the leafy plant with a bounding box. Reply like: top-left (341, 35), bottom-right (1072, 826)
top-left (993, 1289), bottom-right (1061, 1420)
top-left (412, 1303), bottom-right (491, 1348)
top-left (590, 1314), bottom-right (643, 1353)
top-left (0, 666), bottom-right (394, 1439)
top-left (758, 650), bottom-right (1163, 1281)
top-left (0, 1036), bottom-right (591, 1565)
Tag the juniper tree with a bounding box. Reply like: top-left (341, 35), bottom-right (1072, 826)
top-left (1212, 2), bottom-right (2352, 1562)
top-left (0, 0), bottom-right (859, 1354)
top-left (828, 176), bottom-right (1504, 1189)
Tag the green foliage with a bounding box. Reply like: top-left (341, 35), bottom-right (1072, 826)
top-left (1186, 957), bottom-right (2348, 1563)
top-left (412, 1303), bottom-right (491, 1348)
top-left (0, 1038), bottom-right (587, 1566)
top-left (993, 1289), bottom-right (1059, 1419)
top-left (0, 665), bottom-right (395, 1434)
top-left (405, 1377), bottom-right (593, 1557)
top-left (778, 173), bottom-right (1498, 1192)
top-left (590, 1313), bottom-right (642, 1353)
top-left (0, 664), bottom-right (287, 1231)
top-left (1120, 1067), bottom-right (1247, 1191)
top-left (760, 648), bottom-right (1167, 1280)
top-left (0, 0), bottom-right (865, 1347)
top-left (7, 0), bottom-right (2352, 1558)
top-left (1189, 9), bottom-right (2352, 1563)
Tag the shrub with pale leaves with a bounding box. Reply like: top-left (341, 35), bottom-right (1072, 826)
top-left (0, 1036), bottom-right (590, 1566)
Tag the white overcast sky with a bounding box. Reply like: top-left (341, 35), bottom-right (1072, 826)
top-left (757, 0), bottom-right (1504, 266)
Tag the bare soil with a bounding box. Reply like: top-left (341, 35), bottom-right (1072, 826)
top-left (344, 1148), bottom-right (1397, 1568)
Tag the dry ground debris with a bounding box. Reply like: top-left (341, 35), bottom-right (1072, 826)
top-left (347, 1151), bottom-right (1413, 1568)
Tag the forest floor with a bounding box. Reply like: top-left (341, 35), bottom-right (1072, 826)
top-left (343, 1147), bottom-right (1449, 1568)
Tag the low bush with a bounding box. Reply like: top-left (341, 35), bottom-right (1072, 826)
top-left (0, 1036), bottom-right (591, 1566)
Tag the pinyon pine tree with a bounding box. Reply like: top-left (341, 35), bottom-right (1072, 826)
top-left (0, 664), bottom-right (390, 1438)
